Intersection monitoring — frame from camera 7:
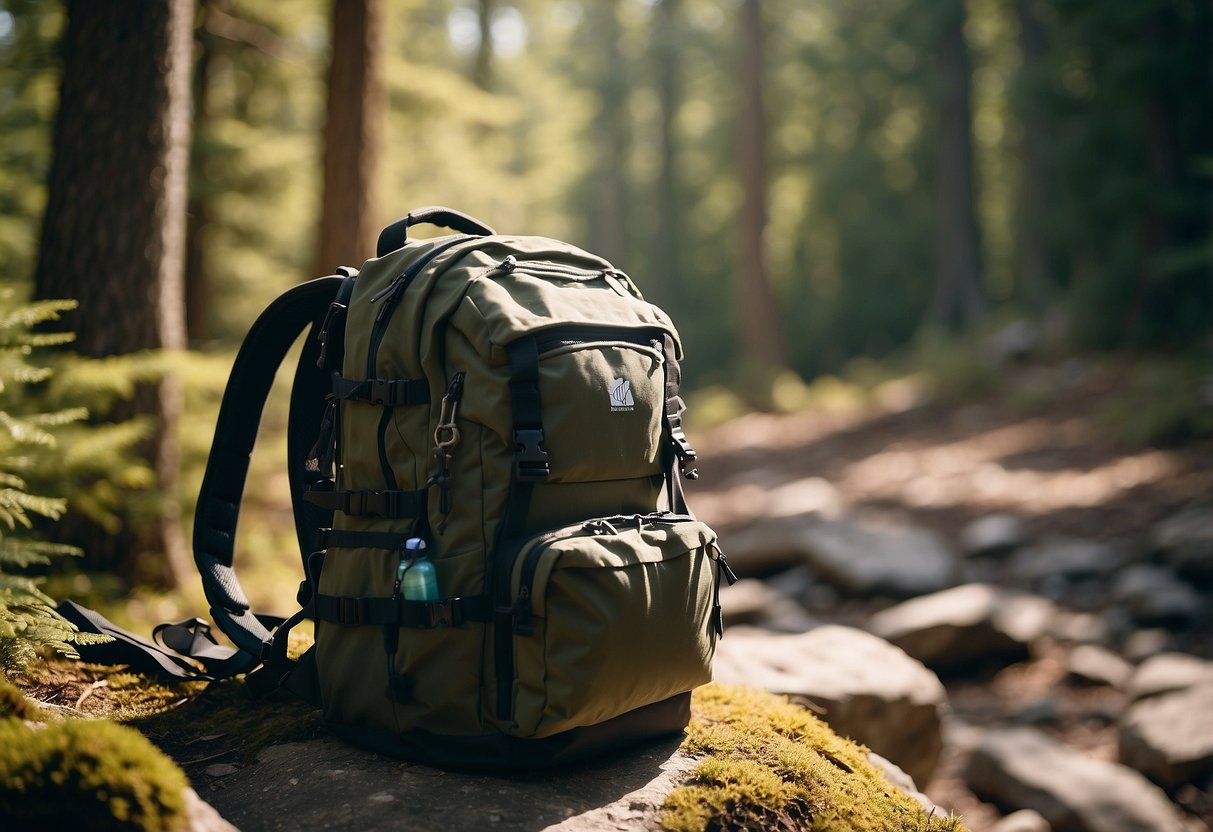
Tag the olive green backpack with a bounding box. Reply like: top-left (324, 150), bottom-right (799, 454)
top-left (184, 207), bottom-right (734, 768)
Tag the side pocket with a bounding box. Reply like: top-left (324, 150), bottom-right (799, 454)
top-left (507, 515), bottom-right (718, 738)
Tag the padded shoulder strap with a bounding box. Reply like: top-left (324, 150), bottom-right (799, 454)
top-left (193, 275), bottom-right (343, 658)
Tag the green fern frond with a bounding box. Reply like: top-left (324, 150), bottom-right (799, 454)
top-left (0, 412), bottom-right (56, 447)
top-left (0, 538), bottom-right (83, 568)
top-left (0, 298), bottom-right (78, 336)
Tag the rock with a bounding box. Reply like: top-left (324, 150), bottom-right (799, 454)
top-left (868, 583), bottom-right (1056, 675)
top-left (1066, 644), bottom-right (1133, 690)
top-left (204, 763), bottom-right (240, 778)
top-left (1012, 697), bottom-right (1063, 727)
top-left (722, 514), bottom-right (959, 596)
top-left (983, 319), bottom-right (1042, 363)
top-left (183, 788), bottom-right (239, 832)
top-left (1111, 565), bottom-right (1204, 626)
top-left (194, 686), bottom-right (946, 832)
top-left (722, 514), bottom-right (827, 575)
top-left (1051, 611), bottom-right (1113, 646)
top-left (1152, 507), bottom-right (1213, 582)
top-left (719, 578), bottom-right (818, 632)
top-left (1119, 682), bottom-right (1213, 791)
top-left (967, 727), bottom-right (1182, 832)
top-left (201, 734), bottom-right (695, 832)
top-left (867, 751), bottom-right (936, 813)
top-left (1122, 628), bottom-right (1174, 664)
top-left (1127, 654), bottom-right (1213, 702)
top-left (712, 624), bottom-right (947, 787)
top-left (1009, 538), bottom-right (1127, 586)
top-left (798, 516), bottom-right (960, 597)
top-left (990, 809), bottom-right (1051, 832)
top-left (961, 514), bottom-right (1031, 558)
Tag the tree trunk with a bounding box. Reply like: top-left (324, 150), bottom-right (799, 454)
top-left (737, 0), bottom-right (787, 368)
top-left (314, 0), bottom-right (384, 275)
top-left (653, 0), bottom-right (684, 302)
top-left (474, 0), bottom-right (495, 91)
top-left (33, 0), bottom-right (194, 587)
top-left (928, 0), bottom-right (988, 331)
top-left (185, 0), bottom-right (222, 346)
top-left (1014, 0), bottom-right (1051, 312)
top-left (588, 0), bottom-right (628, 265)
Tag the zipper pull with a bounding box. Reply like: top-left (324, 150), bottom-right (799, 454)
top-left (498, 254), bottom-right (517, 273)
top-left (371, 272), bottom-right (407, 303)
top-left (718, 549), bottom-right (739, 586)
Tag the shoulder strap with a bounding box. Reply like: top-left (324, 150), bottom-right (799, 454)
top-left (193, 275), bottom-right (344, 659)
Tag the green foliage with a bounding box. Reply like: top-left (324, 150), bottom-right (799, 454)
top-left (663, 683), bottom-right (967, 832)
top-left (1099, 355), bottom-right (1213, 447)
top-left (0, 673), bottom-right (45, 720)
top-left (0, 290), bottom-right (122, 669)
top-left (0, 717), bottom-right (188, 832)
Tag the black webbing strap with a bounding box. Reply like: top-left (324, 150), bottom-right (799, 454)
top-left (302, 488), bottom-right (425, 519)
top-left (316, 527), bottom-right (411, 551)
top-left (507, 337), bottom-right (549, 484)
top-left (54, 600), bottom-right (286, 682)
top-left (194, 275), bottom-right (343, 658)
top-left (661, 333), bottom-right (696, 516)
top-left (331, 374), bottom-right (430, 407)
top-left (313, 593), bottom-right (492, 629)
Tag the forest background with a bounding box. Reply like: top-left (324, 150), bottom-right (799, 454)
top-left (0, 0), bottom-right (1210, 635)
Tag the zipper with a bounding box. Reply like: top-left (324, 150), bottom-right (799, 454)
top-left (364, 237), bottom-right (472, 491)
top-left (534, 325), bottom-right (663, 356)
top-left (499, 513), bottom-right (698, 716)
top-left (514, 512), bottom-right (694, 631)
top-left (494, 255), bottom-right (625, 283)
top-left (365, 236), bottom-right (472, 379)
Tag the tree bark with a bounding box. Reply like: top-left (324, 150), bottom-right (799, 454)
top-left (33, 0), bottom-right (194, 587)
top-left (588, 0), bottom-right (628, 265)
top-left (314, 0), bottom-right (384, 275)
top-left (737, 0), bottom-right (787, 368)
top-left (474, 0), bottom-right (495, 91)
top-left (653, 0), bottom-right (684, 302)
top-left (185, 0), bottom-right (222, 346)
top-left (1014, 0), bottom-right (1051, 312)
top-left (928, 0), bottom-right (988, 331)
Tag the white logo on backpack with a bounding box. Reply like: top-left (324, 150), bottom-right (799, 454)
top-left (610, 378), bottom-right (635, 411)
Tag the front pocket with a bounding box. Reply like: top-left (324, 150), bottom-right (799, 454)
top-left (504, 514), bottom-right (718, 738)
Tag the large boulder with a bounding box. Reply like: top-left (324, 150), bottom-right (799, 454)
top-left (1119, 682), bottom-right (1213, 791)
top-left (721, 514), bottom-right (959, 597)
top-left (1126, 653), bottom-right (1213, 702)
top-left (868, 583), bottom-right (1056, 675)
top-left (712, 624), bottom-right (947, 786)
top-left (196, 684), bottom-right (960, 832)
top-left (967, 727), bottom-right (1182, 832)
top-left (1152, 506), bottom-right (1213, 583)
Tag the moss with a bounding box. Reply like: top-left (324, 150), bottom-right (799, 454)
top-left (0, 674), bottom-right (47, 721)
top-left (663, 684), bottom-right (969, 832)
top-left (0, 717), bottom-right (189, 831)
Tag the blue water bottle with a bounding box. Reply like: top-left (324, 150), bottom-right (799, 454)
top-left (398, 538), bottom-right (439, 602)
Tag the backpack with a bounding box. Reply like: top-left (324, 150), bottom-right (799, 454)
top-left (176, 207), bottom-right (735, 769)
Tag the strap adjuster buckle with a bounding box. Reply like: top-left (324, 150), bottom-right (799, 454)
top-left (370, 379), bottom-right (397, 406)
top-left (513, 429), bottom-right (550, 481)
top-left (425, 599), bottom-right (462, 628)
top-left (338, 597), bottom-right (367, 626)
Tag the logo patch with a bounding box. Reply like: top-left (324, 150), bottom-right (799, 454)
top-left (610, 378), bottom-right (635, 411)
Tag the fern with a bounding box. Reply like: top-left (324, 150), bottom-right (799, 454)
top-left (0, 288), bottom-right (111, 670)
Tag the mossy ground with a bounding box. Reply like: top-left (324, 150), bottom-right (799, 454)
top-left (664, 683), bottom-right (969, 832)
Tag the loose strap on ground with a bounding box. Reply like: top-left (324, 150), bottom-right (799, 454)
top-left (313, 593), bottom-right (493, 629)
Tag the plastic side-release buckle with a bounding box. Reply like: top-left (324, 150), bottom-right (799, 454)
top-left (513, 428), bottom-right (550, 481)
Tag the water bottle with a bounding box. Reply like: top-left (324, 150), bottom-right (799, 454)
top-left (397, 537), bottom-right (439, 602)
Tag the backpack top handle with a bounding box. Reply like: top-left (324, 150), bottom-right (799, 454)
top-left (376, 206), bottom-right (495, 257)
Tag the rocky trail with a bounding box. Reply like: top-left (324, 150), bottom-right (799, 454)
top-left (692, 357), bottom-right (1213, 831)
